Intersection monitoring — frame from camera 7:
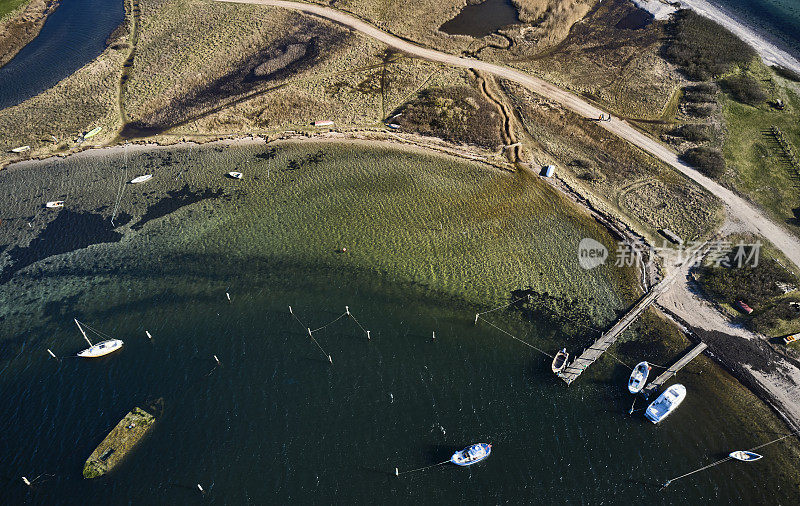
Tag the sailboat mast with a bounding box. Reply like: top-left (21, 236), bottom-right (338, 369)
top-left (74, 318), bottom-right (93, 347)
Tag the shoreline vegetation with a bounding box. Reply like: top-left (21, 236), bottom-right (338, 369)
top-left (0, 0), bottom-right (59, 68)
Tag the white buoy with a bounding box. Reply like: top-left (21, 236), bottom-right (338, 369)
top-left (22, 476), bottom-right (31, 486)
top-left (146, 331), bottom-right (152, 340)
top-left (226, 292), bottom-right (231, 302)
top-left (47, 349), bottom-right (57, 359)
top-left (213, 355), bottom-right (220, 365)
top-left (366, 330), bottom-right (371, 340)
top-left (345, 306), bottom-right (350, 316)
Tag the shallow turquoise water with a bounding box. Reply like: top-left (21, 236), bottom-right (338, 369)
top-left (1, 144), bottom-right (798, 504)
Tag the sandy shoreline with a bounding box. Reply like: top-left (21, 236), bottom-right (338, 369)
top-left (633, 0), bottom-right (800, 74)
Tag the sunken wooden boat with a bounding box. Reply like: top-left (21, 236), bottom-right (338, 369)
top-left (83, 398), bottom-right (163, 478)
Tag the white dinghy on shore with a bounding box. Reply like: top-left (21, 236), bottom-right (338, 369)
top-left (45, 201), bottom-right (65, 208)
top-left (227, 171), bottom-right (243, 179)
top-left (130, 174), bottom-right (153, 184)
top-left (74, 319), bottom-right (123, 358)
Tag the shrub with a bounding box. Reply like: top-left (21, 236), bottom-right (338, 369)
top-left (685, 102), bottom-right (716, 118)
top-left (665, 10), bottom-right (757, 80)
top-left (681, 146), bottom-right (726, 177)
top-left (683, 83), bottom-right (718, 103)
top-left (723, 75), bottom-right (768, 106)
top-left (671, 124), bottom-right (712, 142)
top-left (698, 254), bottom-right (793, 304)
top-left (772, 65), bottom-right (800, 82)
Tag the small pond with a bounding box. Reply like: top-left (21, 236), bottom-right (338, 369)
top-left (439, 0), bottom-right (520, 38)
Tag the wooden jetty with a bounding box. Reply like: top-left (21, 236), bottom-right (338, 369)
top-left (558, 243), bottom-right (709, 385)
top-left (641, 342), bottom-right (708, 398)
top-left (83, 399), bottom-right (163, 478)
top-left (558, 277), bottom-right (674, 385)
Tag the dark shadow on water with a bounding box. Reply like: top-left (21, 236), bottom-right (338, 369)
top-left (0, 210), bottom-right (132, 284)
top-left (130, 185), bottom-right (225, 231)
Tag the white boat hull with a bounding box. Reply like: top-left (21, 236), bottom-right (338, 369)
top-left (78, 339), bottom-right (124, 358)
top-left (46, 201), bottom-right (65, 208)
top-left (130, 175), bottom-right (153, 184)
top-left (645, 384), bottom-right (686, 423)
top-left (628, 361), bottom-right (651, 394)
top-left (227, 172), bottom-right (243, 179)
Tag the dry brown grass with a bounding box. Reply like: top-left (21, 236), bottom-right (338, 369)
top-left (502, 79), bottom-right (723, 241)
top-left (502, 0), bottom-right (681, 120)
top-left (0, 29), bottom-right (127, 166)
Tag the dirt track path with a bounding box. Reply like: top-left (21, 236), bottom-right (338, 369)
top-left (217, 0), bottom-right (800, 269)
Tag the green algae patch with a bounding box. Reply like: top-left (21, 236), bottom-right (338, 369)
top-left (82, 402), bottom-right (160, 479)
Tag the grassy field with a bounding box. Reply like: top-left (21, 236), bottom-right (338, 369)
top-left (720, 71), bottom-right (800, 238)
top-left (0, 0), bottom-right (28, 21)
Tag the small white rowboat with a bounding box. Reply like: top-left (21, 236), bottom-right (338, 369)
top-left (227, 171), bottom-right (243, 179)
top-left (628, 361), bottom-right (651, 394)
top-left (11, 145), bottom-right (31, 153)
top-left (46, 201), bottom-right (65, 208)
top-left (130, 174), bottom-right (153, 184)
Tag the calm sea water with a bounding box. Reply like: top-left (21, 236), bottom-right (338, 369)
top-left (710, 0), bottom-right (800, 59)
top-left (0, 0), bottom-right (124, 109)
top-left (1, 144), bottom-right (798, 504)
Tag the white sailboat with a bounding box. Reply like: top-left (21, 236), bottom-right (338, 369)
top-left (74, 319), bottom-right (123, 358)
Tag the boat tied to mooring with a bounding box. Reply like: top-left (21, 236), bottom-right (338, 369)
top-left (645, 384), bottom-right (686, 423)
top-left (451, 443), bottom-right (492, 466)
top-left (730, 450), bottom-right (763, 462)
top-left (628, 361), bottom-right (651, 394)
top-left (75, 318), bottom-right (124, 358)
top-left (552, 348), bottom-right (569, 374)
top-left (130, 174), bottom-right (153, 184)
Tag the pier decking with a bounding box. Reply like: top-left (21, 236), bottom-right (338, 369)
top-left (641, 342), bottom-right (708, 398)
top-left (558, 277), bottom-right (675, 385)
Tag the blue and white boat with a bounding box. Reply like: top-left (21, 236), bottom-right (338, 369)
top-left (628, 361), bottom-right (651, 394)
top-left (730, 450), bottom-right (763, 462)
top-left (450, 443), bottom-right (491, 466)
top-left (645, 384), bottom-right (686, 423)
